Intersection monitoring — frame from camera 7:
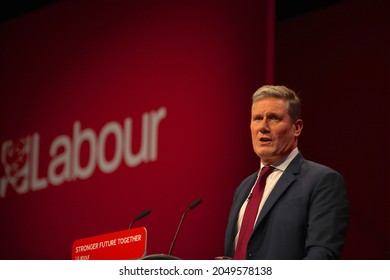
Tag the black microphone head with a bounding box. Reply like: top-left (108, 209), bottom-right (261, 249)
top-left (129, 209), bottom-right (151, 229)
top-left (136, 209), bottom-right (151, 221)
top-left (188, 198), bottom-right (202, 210)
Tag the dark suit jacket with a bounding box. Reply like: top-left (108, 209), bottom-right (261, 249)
top-left (225, 152), bottom-right (349, 259)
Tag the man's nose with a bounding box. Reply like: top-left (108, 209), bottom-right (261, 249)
top-left (259, 119), bottom-right (270, 133)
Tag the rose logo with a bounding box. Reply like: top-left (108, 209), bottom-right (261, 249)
top-left (1, 138), bottom-right (30, 194)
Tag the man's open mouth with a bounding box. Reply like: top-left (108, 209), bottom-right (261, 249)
top-left (259, 137), bottom-right (271, 142)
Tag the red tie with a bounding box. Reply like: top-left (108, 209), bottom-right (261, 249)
top-left (233, 166), bottom-right (274, 260)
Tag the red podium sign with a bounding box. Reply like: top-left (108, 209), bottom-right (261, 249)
top-left (71, 227), bottom-right (147, 260)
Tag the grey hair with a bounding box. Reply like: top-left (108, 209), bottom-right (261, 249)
top-left (252, 85), bottom-right (301, 122)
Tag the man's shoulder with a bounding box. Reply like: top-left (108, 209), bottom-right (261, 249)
top-left (298, 157), bottom-right (344, 179)
top-left (289, 153), bottom-right (342, 175)
top-left (304, 158), bottom-right (340, 171)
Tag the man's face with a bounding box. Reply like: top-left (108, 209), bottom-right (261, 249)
top-left (250, 98), bottom-right (303, 165)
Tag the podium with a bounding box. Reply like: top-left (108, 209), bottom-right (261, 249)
top-left (140, 254), bottom-right (181, 260)
top-left (72, 227), bottom-right (147, 260)
top-left (72, 227), bottom-right (182, 260)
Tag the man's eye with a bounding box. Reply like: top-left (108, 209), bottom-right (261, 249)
top-left (269, 115), bottom-right (281, 121)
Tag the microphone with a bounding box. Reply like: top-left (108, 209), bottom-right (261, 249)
top-left (168, 198), bottom-right (202, 256)
top-left (129, 209), bottom-right (151, 229)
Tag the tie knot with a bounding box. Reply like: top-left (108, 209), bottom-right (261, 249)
top-left (259, 166), bottom-right (274, 179)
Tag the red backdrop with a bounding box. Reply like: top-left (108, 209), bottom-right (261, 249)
top-left (0, 0), bottom-right (274, 259)
top-left (275, 0), bottom-right (389, 259)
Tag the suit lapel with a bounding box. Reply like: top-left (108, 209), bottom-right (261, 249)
top-left (254, 153), bottom-right (304, 228)
top-left (226, 174), bottom-right (257, 251)
top-left (231, 175), bottom-right (257, 226)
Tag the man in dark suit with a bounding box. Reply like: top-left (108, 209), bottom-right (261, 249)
top-left (225, 85), bottom-right (348, 259)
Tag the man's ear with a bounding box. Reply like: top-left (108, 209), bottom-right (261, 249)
top-left (294, 119), bottom-right (303, 136)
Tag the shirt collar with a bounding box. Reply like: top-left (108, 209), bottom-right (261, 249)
top-left (260, 147), bottom-right (299, 172)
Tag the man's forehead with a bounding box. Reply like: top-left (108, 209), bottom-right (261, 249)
top-left (251, 98), bottom-right (288, 113)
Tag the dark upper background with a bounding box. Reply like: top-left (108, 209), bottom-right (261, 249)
top-left (0, 0), bottom-right (347, 22)
top-left (1, 0), bottom-right (388, 259)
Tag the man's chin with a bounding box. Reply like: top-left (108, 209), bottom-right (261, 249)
top-left (257, 152), bottom-right (274, 163)
top-left (256, 149), bottom-right (273, 158)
